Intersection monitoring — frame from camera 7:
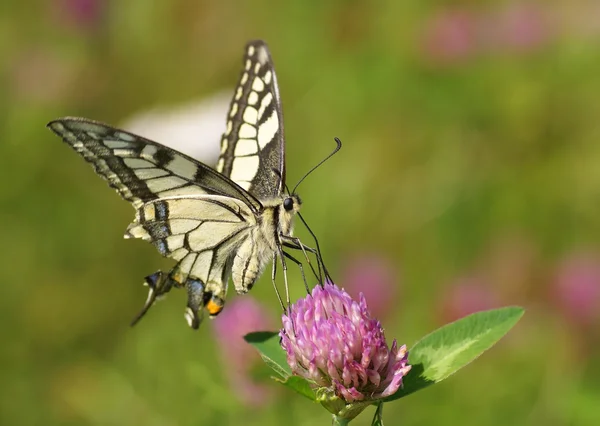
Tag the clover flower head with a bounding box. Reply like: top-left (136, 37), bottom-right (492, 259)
top-left (280, 283), bottom-right (411, 404)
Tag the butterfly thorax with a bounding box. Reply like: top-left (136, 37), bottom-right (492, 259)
top-left (230, 194), bottom-right (301, 294)
top-left (261, 193), bottom-right (302, 237)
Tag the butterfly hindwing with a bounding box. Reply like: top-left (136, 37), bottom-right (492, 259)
top-left (217, 40), bottom-right (285, 199)
top-left (125, 195), bottom-right (257, 328)
top-left (126, 195), bottom-right (254, 282)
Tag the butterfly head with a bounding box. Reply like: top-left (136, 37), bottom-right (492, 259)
top-left (281, 194), bottom-right (302, 218)
top-left (277, 194), bottom-right (302, 236)
top-left (283, 194), bottom-right (302, 213)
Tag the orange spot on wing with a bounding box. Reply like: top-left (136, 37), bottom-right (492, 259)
top-left (206, 299), bottom-right (224, 316)
top-left (170, 273), bottom-right (185, 287)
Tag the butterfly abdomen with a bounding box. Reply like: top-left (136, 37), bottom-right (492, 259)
top-left (231, 228), bottom-right (272, 294)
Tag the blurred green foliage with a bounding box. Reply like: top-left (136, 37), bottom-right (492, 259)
top-left (2, 1), bottom-right (600, 425)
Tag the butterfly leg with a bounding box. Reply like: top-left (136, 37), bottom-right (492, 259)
top-left (281, 237), bottom-right (317, 275)
top-left (276, 246), bottom-right (292, 309)
top-left (130, 271), bottom-right (174, 327)
top-left (296, 212), bottom-right (335, 285)
top-left (278, 252), bottom-right (302, 336)
top-left (281, 236), bottom-right (321, 285)
top-left (301, 242), bottom-right (334, 286)
top-left (270, 253), bottom-right (286, 311)
top-left (283, 250), bottom-right (310, 294)
top-left (281, 235), bottom-right (332, 287)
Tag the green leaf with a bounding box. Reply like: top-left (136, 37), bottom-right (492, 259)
top-left (245, 331), bottom-right (317, 401)
top-left (385, 306), bottom-right (525, 402)
top-left (275, 375), bottom-right (317, 401)
top-left (244, 331), bottom-right (292, 379)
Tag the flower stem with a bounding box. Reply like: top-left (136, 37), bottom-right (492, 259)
top-left (332, 415), bottom-right (351, 426)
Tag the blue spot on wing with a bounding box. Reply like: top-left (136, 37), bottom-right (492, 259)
top-left (145, 271), bottom-right (162, 289)
top-left (154, 239), bottom-right (168, 255)
top-left (146, 223), bottom-right (170, 239)
top-left (155, 201), bottom-right (168, 220)
top-left (188, 279), bottom-right (205, 294)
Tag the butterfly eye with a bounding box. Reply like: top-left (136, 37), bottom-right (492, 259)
top-left (283, 198), bottom-right (294, 211)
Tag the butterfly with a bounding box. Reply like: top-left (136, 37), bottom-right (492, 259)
top-left (47, 40), bottom-right (337, 329)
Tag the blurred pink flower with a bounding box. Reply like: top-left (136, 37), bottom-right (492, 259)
top-left (54, 0), bottom-right (106, 31)
top-left (440, 275), bottom-right (500, 323)
top-left (340, 254), bottom-right (398, 319)
top-left (10, 49), bottom-right (76, 104)
top-left (489, 3), bottom-right (550, 52)
top-left (421, 9), bottom-right (477, 63)
top-left (212, 297), bottom-right (274, 406)
top-left (420, 3), bottom-right (552, 64)
top-left (553, 253), bottom-right (600, 328)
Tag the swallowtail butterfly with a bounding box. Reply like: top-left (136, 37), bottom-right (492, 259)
top-left (47, 40), bottom-right (334, 329)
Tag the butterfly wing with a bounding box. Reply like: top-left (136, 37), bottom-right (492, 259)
top-left (47, 118), bottom-right (264, 327)
top-left (126, 195), bottom-right (256, 328)
top-left (216, 40), bottom-right (286, 199)
top-left (47, 118), bottom-right (262, 212)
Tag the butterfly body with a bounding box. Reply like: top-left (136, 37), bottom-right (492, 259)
top-left (230, 193), bottom-right (302, 292)
top-left (47, 41), bottom-right (318, 329)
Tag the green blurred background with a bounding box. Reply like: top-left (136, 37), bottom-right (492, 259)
top-left (3, 1), bottom-right (600, 425)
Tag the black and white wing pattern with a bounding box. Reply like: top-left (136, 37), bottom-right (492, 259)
top-left (125, 195), bottom-right (257, 328)
top-left (47, 118), bottom-right (262, 328)
top-left (47, 40), bottom-right (327, 330)
top-left (47, 118), bottom-right (262, 212)
top-left (216, 40), bottom-right (286, 199)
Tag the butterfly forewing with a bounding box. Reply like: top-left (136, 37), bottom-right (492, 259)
top-left (48, 118), bottom-right (262, 212)
top-left (217, 40), bottom-right (286, 199)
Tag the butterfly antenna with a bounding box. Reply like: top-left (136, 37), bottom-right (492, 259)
top-left (284, 183), bottom-right (292, 195)
top-left (291, 137), bottom-right (342, 195)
